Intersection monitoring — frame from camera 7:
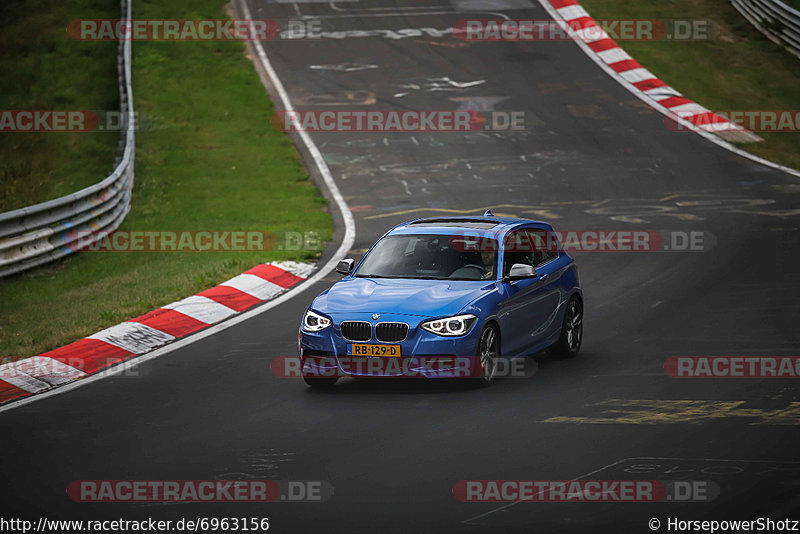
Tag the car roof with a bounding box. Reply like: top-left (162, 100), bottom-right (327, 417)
top-left (386, 215), bottom-right (553, 237)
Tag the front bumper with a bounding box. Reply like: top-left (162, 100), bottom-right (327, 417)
top-left (299, 312), bottom-right (483, 378)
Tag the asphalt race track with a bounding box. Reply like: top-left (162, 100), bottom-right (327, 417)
top-left (2, 1), bottom-right (799, 532)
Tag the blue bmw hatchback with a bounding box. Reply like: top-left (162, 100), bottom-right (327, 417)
top-left (298, 212), bottom-right (583, 387)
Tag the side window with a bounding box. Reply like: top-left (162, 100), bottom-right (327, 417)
top-left (503, 230), bottom-right (537, 276)
top-left (527, 229), bottom-right (558, 266)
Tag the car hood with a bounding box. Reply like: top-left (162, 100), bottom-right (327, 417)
top-left (312, 277), bottom-right (495, 318)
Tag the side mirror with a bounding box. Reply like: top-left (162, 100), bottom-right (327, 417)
top-left (336, 258), bottom-right (355, 275)
top-left (506, 263), bottom-right (537, 281)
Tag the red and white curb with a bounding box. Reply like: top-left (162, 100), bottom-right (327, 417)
top-left (545, 0), bottom-right (761, 144)
top-left (0, 0), bottom-right (358, 413)
top-left (0, 261), bottom-right (314, 405)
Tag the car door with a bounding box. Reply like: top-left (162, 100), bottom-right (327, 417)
top-left (496, 228), bottom-right (559, 357)
top-left (528, 228), bottom-right (563, 344)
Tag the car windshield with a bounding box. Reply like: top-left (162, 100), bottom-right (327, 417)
top-left (354, 234), bottom-right (498, 281)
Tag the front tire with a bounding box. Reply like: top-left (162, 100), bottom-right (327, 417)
top-left (551, 296), bottom-right (582, 358)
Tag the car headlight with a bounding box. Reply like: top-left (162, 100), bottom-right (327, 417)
top-left (421, 314), bottom-right (477, 337)
top-left (302, 309), bottom-right (332, 332)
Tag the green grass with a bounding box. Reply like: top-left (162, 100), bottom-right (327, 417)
top-left (0, 0), bottom-right (333, 358)
top-left (0, 0), bottom-right (120, 211)
top-left (580, 0), bottom-right (800, 170)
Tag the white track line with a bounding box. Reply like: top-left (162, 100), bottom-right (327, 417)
top-left (536, 0), bottom-right (800, 179)
top-left (0, 0), bottom-right (355, 415)
top-left (462, 456), bottom-right (800, 524)
top-left (462, 457), bottom-right (631, 524)
top-left (238, 0), bottom-right (356, 248)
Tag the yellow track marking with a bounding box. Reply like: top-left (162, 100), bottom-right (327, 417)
top-left (543, 399), bottom-right (800, 425)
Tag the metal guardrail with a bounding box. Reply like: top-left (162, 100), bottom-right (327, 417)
top-left (731, 0), bottom-right (800, 59)
top-left (0, 0), bottom-right (135, 278)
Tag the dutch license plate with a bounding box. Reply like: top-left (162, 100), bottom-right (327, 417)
top-left (348, 344), bottom-right (400, 357)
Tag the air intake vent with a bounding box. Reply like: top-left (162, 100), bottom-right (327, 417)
top-left (340, 321), bottom-right (372, 342)
top-left (375, 322), bottom-right (408, 342)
